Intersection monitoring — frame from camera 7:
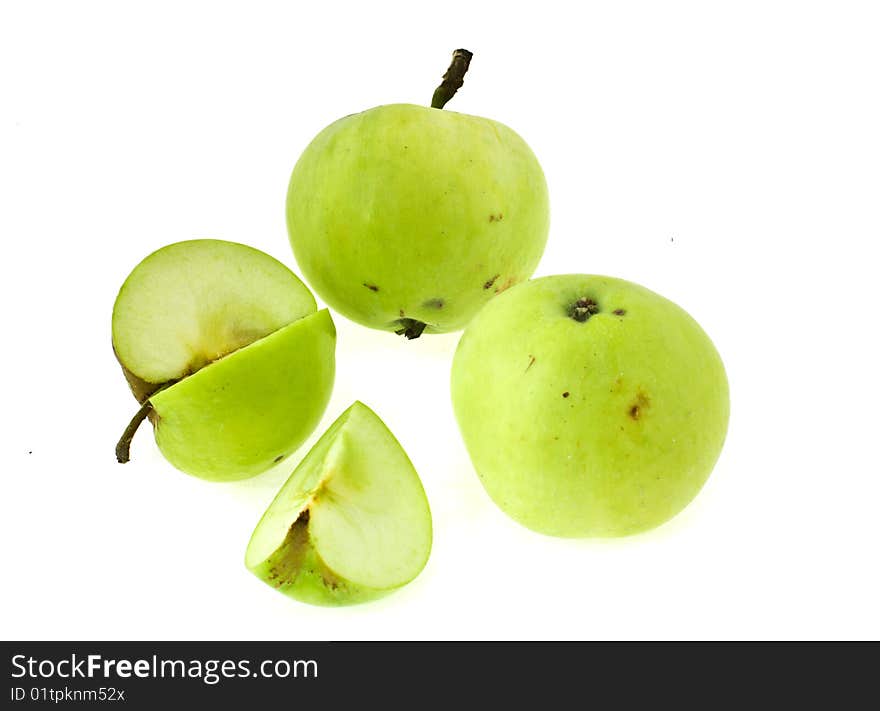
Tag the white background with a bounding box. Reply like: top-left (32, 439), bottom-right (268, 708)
top-left (1, 1), bottom-right (878, 641)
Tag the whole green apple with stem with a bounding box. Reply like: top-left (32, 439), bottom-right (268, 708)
top-left (451, 275), bottom-right (729, 537)
top-left (112, 239), bottom-right (336, 481)
top-left (246, 401), bottom-right (432, 606)
top-left (286, 49), bottom-right (550, 339)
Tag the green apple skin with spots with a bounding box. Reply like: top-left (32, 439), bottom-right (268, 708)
top-left (451, 275), bottom-right (729, 537)
top-left (246, 401), bottom-right (432, 606)
top-left (286, 103), bottom-right (550, 336)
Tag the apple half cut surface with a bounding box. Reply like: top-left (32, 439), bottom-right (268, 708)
top-left (246, 402), bottom-right (432, 606)
top-left (112, 239), bottom-right (336, 481)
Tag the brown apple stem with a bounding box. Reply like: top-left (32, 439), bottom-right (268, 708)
top-left (431, 48), bottom-right (473, 109)
top-left (116, 399), bottom-right (154, 464)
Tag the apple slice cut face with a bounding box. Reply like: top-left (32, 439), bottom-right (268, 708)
top-left (246, 402), bottom-right (432, 605)
top-left (112, 239), bottom-right (316, 389)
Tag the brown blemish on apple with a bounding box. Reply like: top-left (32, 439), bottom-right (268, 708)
top-left (562, 391), bottom-right (570, 398)
top-left (483, 274), bottom-right (500, 290)
top-left (488, 213), bottom-right (504, 222)
top-left (422, 298), bottom-right (445, 309)
top-left (399, 309), bottom-right (405, 317)
top-left (628, 391), bottom-right (651, 420)
top-left (613, 308), bottom-right (626, 316)
top-left (265, 509), bottom-right (346, 594)
top-left (267, 510), bottom-right (311, 586)
top-left (363, 283), bottom-right (379, 292)
top-left (494, 276), bottom-right (517, 294)
top-left (320, 566), bottom-right (344, 591)
top-left (525, 355), bottom-right (536, 372)
top-left (273, 454), bottom-right (284, 463)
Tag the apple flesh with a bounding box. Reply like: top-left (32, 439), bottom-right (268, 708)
top-left (286, 52), bottom-right (549, 338)
top-left (451, 275), bottom-right (729, 537)
top-left (246, 401), bottom-right (432, 606)
top-left (112, 239), bottom-right (336, 481)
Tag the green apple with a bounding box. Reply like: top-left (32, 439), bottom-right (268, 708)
top-left (246, 401), bottom-right (432, 606)
top-left (451, 274), bottom-right (729, 537)
top-left (112, 239), bottom-right (336, 481)
top-left (286, 49), bottom-right (549, 338)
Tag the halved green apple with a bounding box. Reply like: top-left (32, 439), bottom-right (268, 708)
top-left (246, 401), bottom-right (432, 606)
top-left (112, 239), bottom-right (336, 481)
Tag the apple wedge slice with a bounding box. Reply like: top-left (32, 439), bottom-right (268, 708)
top-left (246, 402), bottom-right (432, 606)
top-left (112, 239), bottom-right (335, 480)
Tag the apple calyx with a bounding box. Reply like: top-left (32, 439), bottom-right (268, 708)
top-left (431, 48), bottom-right (473, 109)
top-left (393, 318), bottom-right (429, 340)
top-left (568, 297), bottom-right (601, 322)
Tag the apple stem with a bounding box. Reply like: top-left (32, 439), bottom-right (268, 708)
top-left (431, 49), bottom-right (473, 109)
top-left (116, 399), bottom-right (154, 464)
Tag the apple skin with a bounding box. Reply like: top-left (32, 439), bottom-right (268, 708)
top-left (451, 275), bottom-right (729, 537)
top-left (150, 309), bottom-right (336, 481)
top-left (286, 103), bottom-right (550, 335)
